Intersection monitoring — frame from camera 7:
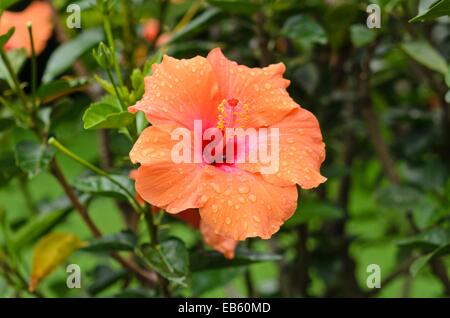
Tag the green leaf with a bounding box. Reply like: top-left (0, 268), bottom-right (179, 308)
top-left (206, 0), bottom-right (261, 15)
top-left (11, 207), bottom-right (72, 249)
top-left (42, 28), bottom-right (104, 82)
top-left (401, 41), bottom-right (448, 75)
top-left (73, 174), bottom-right (135, 200)
top-left (285, 200), bottom-right (343, 227)
top-left (141, 238), bottom-right (189, 286)
top-left (282, 15), bottom-right (327, 47)
top-left (0, 118), bottom-right (15, 132)
top-left (83, 230), bottom-right (138, 252)
top-left (0, 48), bottom-right (27, 88)
top-left (410, 244), bottom-right (450, 276)
top-left (375, 185), bottom-right (422, 211)
top-left (130, 69), bottom-right (144, 102)
top-left (82, 96), bottom-right (134, 129)
top-left (37, 77), bottom-right (89, 105)
top-left (87, 265), bottom-right (127, 295)
top-left (0, 0), bottom-right (19, 12)
top-left (191, 267), bottom-right (242, 296)
top-left (30, 232), bottom-right (86, 292)
top-left (14, 140), bottom-right (55, 178)
top-left (410, 0), bottom-right (450, 22)
top-left (350, 24), bottom-right (377, 48)
top-left (168, 8), bottom-right (221, 44)
top-left (0, 152), bottom-right (20, 187)
top-left (190, 248), bottom-right (282, 272)
top-left (402, 160), bottom-right (448, 192)
top-left (396, 228), bottom-right (450, 250)
top-left (0, 27), bottom-right (14, 50)
top-left (143, 51), bottom-right (163, 76)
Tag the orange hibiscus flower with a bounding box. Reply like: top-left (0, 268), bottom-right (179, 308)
top-left (0, 1), bottom-right (53, 56)
top-left (129, 48), bottom-right (326, 244)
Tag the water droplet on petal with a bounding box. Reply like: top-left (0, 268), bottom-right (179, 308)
top-left (248, 194), bottom-right (257, 203)
top-left (238, 186), bottom-right (249, 194)
top-left (210, 182), bottom-right (221, 193)
top-left (200, 194), bottom-right (209, 204)
top-left (225, 217), bottom-right (231, 225)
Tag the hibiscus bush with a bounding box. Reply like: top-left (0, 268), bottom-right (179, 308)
top-left (1, 0), bottom-right (450, 298)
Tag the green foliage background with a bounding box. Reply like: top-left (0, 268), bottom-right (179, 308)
top-left (1, 0), bottom-right (450, 298)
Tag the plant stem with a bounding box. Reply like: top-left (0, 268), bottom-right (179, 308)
top-left (105, 68), bottom-right (126, 110)
top-left (120, 0), bottom-right (136, 71)
top-left (48, 137), bottom-right (142, 213)
top-left (173, 0), bottom-right (201, 32)
top-left (104, 69), bottom-right (137, 141)
top-left (144, 209), bottom-right (159, 245)
top-left (49, 159), bottom-right (158, 287)
top-left (50, 159), bottom-right (102, 238)
top-left (103, 17), bottom-right (124, 87)
top-left (150, 0), bottom-right (170, 49)
top-left (0, 50), bottom-right (29, 110)
top-left (27, 23), bottom-right (37, 109)
top-left (18, 177), bottom-right (38, 215)
top-left (0, 250), bottom-right (44, 297)
top-left (143, 208), bottom-right (171, 297)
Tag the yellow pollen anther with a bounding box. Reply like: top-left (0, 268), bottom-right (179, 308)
top-left (216, 99), bottom-right (249, 130)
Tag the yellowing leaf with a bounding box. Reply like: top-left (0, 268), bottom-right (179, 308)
top-left (29, 232), bottom-right (86, 292)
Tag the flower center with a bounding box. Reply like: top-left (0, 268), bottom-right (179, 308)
top-left (217, 98), bottom-right (249, 130)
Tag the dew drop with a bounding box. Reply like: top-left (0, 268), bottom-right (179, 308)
top-left (225, 217), bottom-right (231, 225)
top-left (210, 182), bottom-right (221, 193)
top-left (200, 194), bottom-right (209, 203)
top-left (238, 186), bottom-right (249, 194)
top-left (248, 194), bottom-right (257, 203)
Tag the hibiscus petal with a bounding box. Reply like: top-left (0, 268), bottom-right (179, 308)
top-left (129, 55), bottom-right (221, 130)
top-left (130, 125), bottom-right (207, 213)
top-left (0, 1), bottom-right (53, 56)
top-left (207, 48), bottom-right (297, 128)
top-left (173, 208), bottom-right (201, 228)
top-left (200, 221), bottom-right (238, 259)
top-left (238, 107), bottom-right (326, 189)
top-left (130, 125), bottom-right (185, 165)
top-left (198, 166), bottom-right (297, 240)
top-left (134, 163), bottom-right (206, 213)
